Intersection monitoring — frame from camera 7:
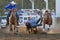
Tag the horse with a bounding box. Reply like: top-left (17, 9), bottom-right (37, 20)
top-left (25, 17), bottom-right (42, 34)
top-left (42, 10), bottom-right (52, 32)
top-left (8, 8), bottom-right (18, 33)
top-left (25, 22), bottom-right (37, 34)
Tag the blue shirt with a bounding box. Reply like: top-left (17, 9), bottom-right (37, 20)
top-left (4, 3), bottom-right (17, 11)
top-left (27, 18), bottom-right (38, 27)
top-left (27, 17), bottom-right (41, 27)
top-left (28, 18), bottom-right (36, 24)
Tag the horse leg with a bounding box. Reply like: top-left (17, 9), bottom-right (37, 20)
top-left (43, 24), bottom-right (45, 29)
top-left (48, 21), bottom-right (51, 31)
top-left (29, 27), bottom-right (32, 33)
top-left (28, 26), bottom-right (32, 33)
top-left (28, 28), bottom-right (31, 33)
top-left (26, 23), bottom-right (31, 33)
top-left (34, 27), bottom-right (37, 34)
top-left (14, 24), bottom-right (17, 33)
top-left (11, 24), bottom-right (16, 33)
top-left (43, 23), bottom-right (45, 32)
top-left (36, 27), bottom-right (37, 32)
top-left (15, 23), bottom-right (18, 32)
top-left (9, 24), bottom-right (12, 32)
top-left (6, 24), bottom-right (10, 32)
top-left (12, 25), bottom-right (14, 33)
top-left (31, 28), bottom-right (33, 32)
top-left (26, 27), bottom-right (30, 33)
top-left (26, 26), bottom-right (30, 33)
top-left (48, 25), bottom-right (51, 31)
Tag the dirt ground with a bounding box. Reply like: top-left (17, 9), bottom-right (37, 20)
top-left (0, 25), bottom-right (60, 40)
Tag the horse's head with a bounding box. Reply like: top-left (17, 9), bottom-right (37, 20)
top-left (43, 10), bottom-right (49, 20)
top-left (45, 10), bottom-right (49, 15)
top-left (12, 8), bottom-right (17, 12)
top-left (11, 8), bottom-right (17, 16)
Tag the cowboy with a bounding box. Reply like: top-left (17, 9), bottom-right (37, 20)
top-left (3, 1), bottom-right (19, 25)
top-left (26, 17), bottom-right (42, 28)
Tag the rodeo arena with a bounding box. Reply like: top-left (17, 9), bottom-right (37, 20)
top-left (0, 0), bottom-right (60, 40)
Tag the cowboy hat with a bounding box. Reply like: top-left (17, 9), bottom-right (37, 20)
top-left (10, 1), bottom-right (16, 5)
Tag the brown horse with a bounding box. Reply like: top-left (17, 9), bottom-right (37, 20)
top-left (42, 10), bottom-right (52, 31)
top-left (26, 22), bottom-right (37, 34)
top-left (8, 8), bottom-right (17, 33)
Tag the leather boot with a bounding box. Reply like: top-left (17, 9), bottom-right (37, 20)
top-left (17, 20), bottom-right (19, 26)
top-left (6, 20), bottom-right (9, 26)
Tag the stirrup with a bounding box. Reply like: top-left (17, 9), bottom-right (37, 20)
top-left (6, 20), bottom-right (9, 25)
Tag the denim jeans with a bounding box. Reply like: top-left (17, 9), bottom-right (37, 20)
top-left (6, 11), bottom-right (19, 21)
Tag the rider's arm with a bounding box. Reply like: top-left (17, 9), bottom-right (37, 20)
top-left (4, 4), bottom-right (10, 11)
top-left (12, 4), bottom-right (17, 11)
